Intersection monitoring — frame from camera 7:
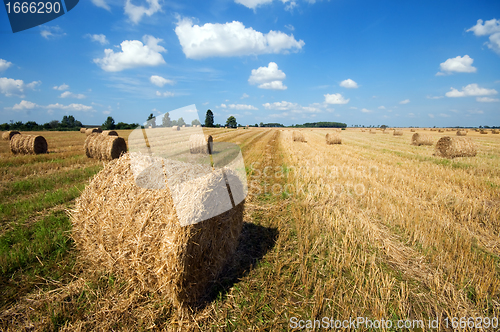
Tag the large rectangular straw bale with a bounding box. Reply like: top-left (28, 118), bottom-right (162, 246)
top-left (325, 132), bottom-right (341, 144)
top-left (10, 134), bottom-right (48, 154)
top-left (435, 136), bottom-right (476, 158)
top-left (71, 153), bottom-right (244, 308)
top-left (292, 131), bottom-right (306, 142)
top-left (84, 133), bottom-right (127, 160)
top-left (411, 133), bottom-right (433, 146)
top-left (2, 130), bottom-right (20, 140)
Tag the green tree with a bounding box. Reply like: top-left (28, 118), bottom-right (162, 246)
top-left (102, 116), bottom-right (116, 130)
top-left (205, 109), bottom-right (214, 127)
top-left (226, 116), bottom-right (237, 128)
top-left (259, 122), bottom-right (264, 127)
top-left (191, 119), bottom-right (201, 126)
top-left (177, 117), bottom-right (186, 127)
top-left (162, 112), bottom-right (172, 127)
top-left (146, 113), bottom-right (156, 128)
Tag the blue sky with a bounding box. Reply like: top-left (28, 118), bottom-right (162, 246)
top-left (0, 0), bottom-right (499, 127)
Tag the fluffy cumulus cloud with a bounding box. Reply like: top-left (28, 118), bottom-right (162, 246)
top-left (150, 75), bottom-right (174, 87)
top-left (399, 99), bottom-right (410, 104)
top-left (0, 77), bottom-right (39, 97)
top-left (339, 79), bottom-right (358, 88)
top-left (125, 0), bottom-right (162, 24)
top-left (0, 59), bottom-right (12, 72)
top-left (40, 26), bottom-right (65, 39)
top-left (91, 0), bottom-right (110, 10)
top-left (93, 35), bottom-right (166, 72)
top-left (53, 83), bottom-right (69, 91)
top-left (85, 34), bottom-right (109, 45)
top-left (361, 108), bottom-right (372, 113)
top-left (249, 62), bottom-right (287, 90)
top-left (11, 100), bottom-right (39, 110)
top-left (45, 103), bottom-right (94, 112)
top-left (263, 101), bottom-right (323, 115)
top-left (155, 91), bottom-right (175, 97)
top-left (437, 55), bottom-right (477, 75)
top-left (467, 19), bottom-right (500, 55)
top-left (60, 91), bottom-right (86, 99)
top-left (175, 17), bottom-right (304, 59)
top-left (445, 83), bottom-right (497, 97)
top-left (324, 93), bottom-right (349, 104)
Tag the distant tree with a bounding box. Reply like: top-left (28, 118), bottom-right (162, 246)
top-left (49, 120), bottom-right (60, 129)
top-left (146, 113), bottom-right (156, 128)
top-left (177, 117), bottom-right (186, 127)
top-left (380, 125), bottom-right (388, 129)
top-left (191, 119), bottom-right (201, 126)
top-left (205, 109), bottom-right (214, 127)
top-left (254, 123), bottom-right (258, 127)
top-left (259, 122), bottom-right (264, 127)
top-left (0, 123), bottom-right (10, 130)
top-left (226, 116), bottom-right (237, 128)
top-left (24, 121), bottom-right (39, 130)
top-left (162, 112), bottom-right (172, 127)
top-left (102, 116), bottom-right (116, 130)
top-left (172, 120), bottom-right (178, 126)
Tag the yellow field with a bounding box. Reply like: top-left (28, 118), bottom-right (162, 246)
top-left (1, 128), bottom-right (499, 331)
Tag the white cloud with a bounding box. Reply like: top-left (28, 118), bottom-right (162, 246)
top-left (426, 95), bottom-right (444, 99)
top-left (324, 93), bottom-right (349, 104)
top-left (285, 24), bottom-right (295, 31)
top-left (428, 114), bottom-right (435, 118)
top-left (45, 103), bottom-right (95, 112)
top-left (235, 0), bottom-right (272, 9)
top-left (150, 75), bottom-right (174, 87)
top-left (467, 19), bottom-right (500, 55)
top-left (241, 93), bottom-right (249, 99)
top-left (91, 0), bottom-right (110, 10)
top-left (349, 106), bottom-right (357, 110)
top-left (408, 113), bottom-right (415, 117)
top-left (86, 34), bottom-right (109, 45)
top-left (40, 26), bottom-right (65, 39)
top-left (12, 100), bottom-right (38, 110)
top-left (125, 0), bottom-right (162, 24)
top-left (361, 108), bottom-right (372, 113)
top-left (0, 77), bottom-right (39, 97)
top-left (468, 109), bottom-right (484, 114)
top-left (93, 35), bottom-right (166, 72)
top-left (220, 103), bottom-right (227, 108)
top-left (226, 104), bottom-right (258, 110)
top-left (156, 91), bottom-right (175, 97)
top-left (339, 79), bottom-right (358, 88)
top-left (0, 59), bottom-right (12, 72)
top-left (249, 62), bottom-right (287, 90)
top-left (263, 101), bottom-right (322, 114)
top-left (53, 84), bottom-right (69, 91)
top-left (445, 83), bottom-right (497, 97)
top-left (437, 55), bottom-right (477, 75)
top-left (439, 113), bottom-right (450, 118)
top-left (175, 17), bottom-right (304, 59)
top-left (60, 91), bottom-right (86, 99)
top-left (476, 96), bottom-right (499, 102)
top-left (399, 99), bottom-right (410, 104)
top-left (377, 105), bottom-right (385, 109)
top-left (284, 1), bottom-right (297, 11)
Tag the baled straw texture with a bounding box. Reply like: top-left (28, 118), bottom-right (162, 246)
top-left (84, 133), bottom-right (127, 160)
top-left (172, 126), bottom-right (179, 131)
top-left (480, 130), bottom-right (488, 134)
top-left (2, 130), bottom-right (20, 140)
top-left (438, 129), bottom-right (445, 132)
top-left (86, 128), bottom-right (102, 136)
top-left (292, 131), bottom-right (306, 142)
top-left (189, 134), bottom-right (213, 154)
top-left (80, 127), bottom-right (86, 133)
top-left (435, 136), bottom-right (476, 158)
top-left (393, 130), bottom-right (403, 136)
top-left (411, 133), bottom-right (433, 146)
top-left (456, 130), bottom-right (467, 136)
top-left (71, 153), bottom-right (244, 308)
top-left (492, 129), bottom-right (499, 134)
top-left (369, 131), bottom-right (376, 134)
top-left (102, 130), bottom-right (118, 136)
top-left (325, 132), bottom-right (341, 145)
top-left (10, 134), bottom-right (48, 154)
top-left (410, 129), bottom-right (416, 132)
top-left (383, 130), bottom-right (389, 134)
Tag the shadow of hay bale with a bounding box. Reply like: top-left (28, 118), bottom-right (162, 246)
top-left (198, 222), bottom-right (278, 308)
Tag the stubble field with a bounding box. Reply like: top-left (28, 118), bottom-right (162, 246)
top-left (0, 128), bottom-right (499, 331)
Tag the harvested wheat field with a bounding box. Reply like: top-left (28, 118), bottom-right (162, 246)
top-left (1, 128), bottom-right (500, 331)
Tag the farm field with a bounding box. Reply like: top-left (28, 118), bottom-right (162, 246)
top-left (0, 128), bottom-right (499, 331)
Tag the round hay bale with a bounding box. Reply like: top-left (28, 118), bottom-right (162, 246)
top-left (326, 132), bottom-right (341, 144)
top-left (456, 130), bottom-right (467, 136)
top-left (492, 129), bottom-right (499, 134)
top-left (369, 131), bottom-right (376, 134)
top-left (393, 130), bottom-right (403, 136)
top-left (189, 134), bottom-right (213, 154)
top-left (80, 127), bottom-right (86, 133)
top-left (172, 126), bottom-right (180, 131)
top-left (84, 133), bottom-right (127, 160)
top-left (438, 129), bottom-right (445, 133)
top-left (435, 136), bottom-right (476, 158)
top-left (480, 130), bottom-right (488, 134)
top-left (182, 125), bottom-right (186, 128)
top-left (383, 130), bottom-right (390, 134)
top-left (71, 153), bottom-right (245, 308)
top-left (10, 134), bottom-right (48, 154)
top-left (292, 131), bottom-right (306, 142)
top-left (411, 133), bottom-right (433, 146)
top-left (2, 130), bottom-right (20, 141)
top-left (86, 128), bottom-right (102, 136)
top-left (102, 130), bottom-right (119, 136)
top-left (410, 129), bottom-right (416, 132)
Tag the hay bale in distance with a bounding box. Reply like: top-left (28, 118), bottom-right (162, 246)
top-left (2, 130), bottom-right (20, 141)
top-left (456, 130), bottom-right (467, 136)
top-left (438, 129), bottom-right (445, 133)
top-left (102, 130), bottom-right (119, 136)
top-left (80, 127), bottom-right (86, 133)
top-left (492, 129), bottom-right (499, 134)
top-left (410, 129), bottom-right (416, 132)
top-left (84, 133), bottom-right (127, 160)
top-left (189, 134), bottom-right (213, 154)
top-left (172, 126), bottom-right (180, 131)
top-left (326, 132), bottom-right (341, 145)
top-left (10, 134), bottom-right (48, 154)
top-left (369, 131), bottom-right (376, 134)
top-left (393, 130), bottom-right (403, 136)
top-left (292, 131), bottom-right (306, 142)
top-left (435, 136), bottom-right (476, 158)
top-left (71, 153), bottom-right (245, 308)
top-left (411, 133), bottom-right (433, 146)
top-left (480, 130), bottom-right (488, 134)
top-left (86, 128), bottom-right (102, 136)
